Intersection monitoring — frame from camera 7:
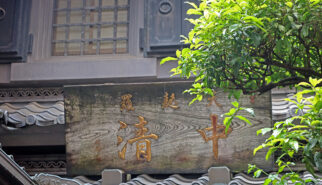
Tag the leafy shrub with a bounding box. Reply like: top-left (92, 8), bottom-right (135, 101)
top-left (249, 78), bottom-right (322, 184)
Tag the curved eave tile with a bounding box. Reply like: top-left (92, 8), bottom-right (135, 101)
top-left (272, 92), bottom-right (312, 121)
top-left (0, 101), bottom-right (65, 128)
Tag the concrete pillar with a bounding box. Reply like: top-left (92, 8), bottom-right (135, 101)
top-left (102, 169), bottom-right (125, 185)
top-left (208, 166), bottom-right (231, 185)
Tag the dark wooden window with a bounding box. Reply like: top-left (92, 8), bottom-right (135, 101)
top-left (0, 0), bottom-right (32, 63)
top-left (143, 0), bottom-right (199, 57)
top-left (52, 0), bottom-right (129, 56)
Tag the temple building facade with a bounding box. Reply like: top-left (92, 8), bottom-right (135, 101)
top-left (0, 0), bottom-right (320, 185)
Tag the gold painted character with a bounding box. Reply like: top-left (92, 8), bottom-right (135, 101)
top-left (117, 116), bottom-right (158, 162)
top-left (162, 92), bottom-right (179, 109)
top-left (197, 114), bottom-right (232, 160)
top-left (120, 94), bottom-right (135, 112)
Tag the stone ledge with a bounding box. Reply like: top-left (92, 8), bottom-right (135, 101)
top-left (11, 58), bottom-right (157, 82)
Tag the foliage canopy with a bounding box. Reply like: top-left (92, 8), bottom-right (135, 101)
top-left (161, 0), bottom-right (322, 101)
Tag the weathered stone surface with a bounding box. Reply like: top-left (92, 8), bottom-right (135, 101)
top-left (65, 82), bottom-right (272, 175)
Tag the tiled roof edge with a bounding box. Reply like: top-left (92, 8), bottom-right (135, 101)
top-left (0, 145), bottom-right (35, 185)
top-left (0, 101), bottom-right (64, 128)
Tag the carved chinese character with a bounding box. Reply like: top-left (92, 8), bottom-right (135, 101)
top-left (197, 114), bottom-right (232, 160)
top-left (207, 91), bottom-right (222, 108)
top-left (162, 92), bottom-right (179, 109)
top-left (117, 116), bottom-right (158, 162)
top-left (120, 94), bottom-right (134, 112)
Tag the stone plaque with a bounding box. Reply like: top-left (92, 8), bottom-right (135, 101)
top-left (65, 82), bottom-right (272, 175)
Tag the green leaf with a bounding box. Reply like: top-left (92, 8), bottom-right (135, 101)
top-left (309, 77), bottom-right (319, 87)
top-left (225, 108), bottom-right (237, 116)
top-left (248, 164), bottom-right (256, 174)
top-left (310, 0), bottom-right (320, 5)
top-left (263, 178), bottom-right (272, 185)
top-left (254, 170), bottom-right (262, 178)
top-left (298, 82), bottom-right (311, 87)
top-left (272, 129), bottom-right (282, 137)
top-left (236, 115), bottom-right (252, 125)
top-left (185, 2), bottom-right (198, 9)
top-left (204, 88), bottom-right (213, 96)
top-left (189, 96), bottom-right (198, 105)
top-left (301, 24), bottom-right (309, 37)
top-left (278, 25), bottom-right (285, 32)
top-left (231, 101), bottom-right (239, 108)
top-left (288, 15), bottom-right (294, 23)
top-left (278, 165), bottom-right (286, 173)
top-left (223, 117), bottom-right (233, 133)
top-left (305, 179), bottom-right (313, 184)
top-left (288, 125), bottom-right (308, 131)
top-left (187, 8), bottom-right (202, 15)
top-left (257, 128), bottom-right (272, 136)
top-left (266, 147), bottom-right (277, 160)
top-left (243, 16), bottom-right (264, 27)
top-left (232, 90), bottom-right (242, 100)
top-left (285, 118), bottom-right (294, 125)
top-left (288, 150), bottom-right (294, 158)
top-left (199, 1), bottom-right (206, 10)
top-left (160, 57), bottom-right (177, 65)
top-left (181, 48), bottom-right (191, 57)
top-left (274, 121), bottom-right (284, 128)
top-left (296, 89), bottom-right (314, 95)
top-left (254, 145), bottom-right (264, 155)
top-left (196, 94), bottom-right (203, 101)
top-left (314, 152), bottom-right (322, 171)
top-left (175, 50), bottom-right (181, 58)
top-left (285, 2), bottom-right (293, 8)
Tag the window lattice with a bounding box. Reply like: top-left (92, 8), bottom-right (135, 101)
top-left (52, 0), bottom-right (129, 56)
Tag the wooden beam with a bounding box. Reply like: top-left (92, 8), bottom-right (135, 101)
top-left (0, 125), bottom-right (65, 147)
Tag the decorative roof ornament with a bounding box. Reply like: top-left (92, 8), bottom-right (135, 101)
top-left (0, 101), bottom-right (64, 129)
top-left (0, 87), bottom-right (63, 103)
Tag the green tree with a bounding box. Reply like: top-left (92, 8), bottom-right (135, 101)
top-left (161, 0), bottom-right (321, 102)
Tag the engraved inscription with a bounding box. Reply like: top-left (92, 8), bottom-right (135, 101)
top-left (117, 116), bottom-right (158, 162)
top-left (197, 114), bottom-right (232, 160)
top-left (162, 92), bottom-right (179, 110)
top-left (120, 94), bottom-right (135, 112)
